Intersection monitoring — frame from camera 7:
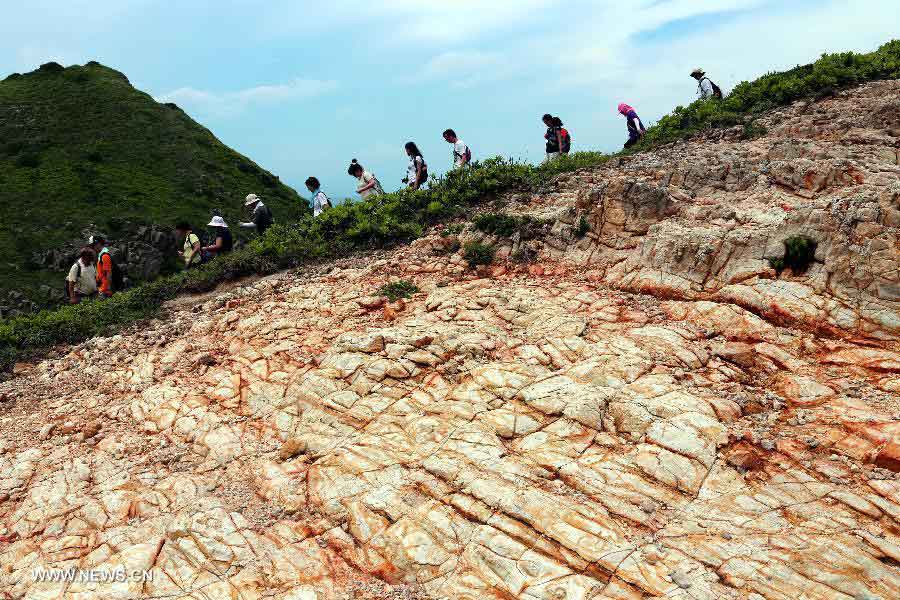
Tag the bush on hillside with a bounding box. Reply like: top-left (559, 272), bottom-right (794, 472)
top-left (463, 241), bottom-right (495, 268)
top-left (377, 280), bottom-right (420, 302)
top-left (769, 236), bottom-right (818, 274)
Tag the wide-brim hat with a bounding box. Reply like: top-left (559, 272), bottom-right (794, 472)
top-left (690, 68), bottom-right (705, 77)
top-left (207, 216), bottom-right (228, 228)
top-left (244, 193), bottom-right (260, 206)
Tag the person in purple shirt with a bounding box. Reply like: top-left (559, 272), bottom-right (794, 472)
top-left (618, 103), bottom-right (646, 149)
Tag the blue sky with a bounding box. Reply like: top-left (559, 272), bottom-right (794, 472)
top-left (1, 0), bottom-right (897, 200)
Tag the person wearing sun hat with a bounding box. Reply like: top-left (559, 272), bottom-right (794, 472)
top-left (690, 67), bottom-right (721, 99)
top-left (239, 193), bottom-right (274, 235)
top-left (202, 215), bottom-right (233, 260)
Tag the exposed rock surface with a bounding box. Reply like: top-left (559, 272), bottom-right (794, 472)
top-left (1, 81), bottom-right (899, 599)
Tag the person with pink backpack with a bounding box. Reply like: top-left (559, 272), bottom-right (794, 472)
top-left (618, 103), bottom-right (645, 149)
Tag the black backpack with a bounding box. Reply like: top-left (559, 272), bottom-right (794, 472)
top-left (703, 77), bottom-right (723, 99)
top-left (454, 144), bottom-right (472, 165)
top-left (256, 204), bottom-right (274, 234)
top-left (100, 250), bottom-right (125, 291)
top-left (416, 156), bottom-right (428, 185)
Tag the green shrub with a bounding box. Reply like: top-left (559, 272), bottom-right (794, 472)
top-left (576, 215), bottom-right (590, 238)
top-left (377, 280), bottom-right (420, 302)
top-left (463, 241), bottom-right (495, 268)
top-left (473, 213), bottom-right (523, 237)
top-left (16, 153), bottom-right (41, 168)
top-left (769, 236), bottom-right (817, 274)
top-left (439, 223), bottom-right (463, 237)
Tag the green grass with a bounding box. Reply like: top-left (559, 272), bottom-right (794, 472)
top-left (377, 280), bottom-right (420, 302)
top-left (0, 61), bottom-right (307, 305)
top-left (1, 40), bottom-right (898, 374)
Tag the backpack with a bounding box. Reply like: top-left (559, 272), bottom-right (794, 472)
top-left (99, 250), bottom-right (125, 291)
top-left (256, 204), bottom-right (274, 233)
top-left (454, 144), bottom-right (472, 165)
top-left (560, 128), bottom-right (571, 153)
top-left (411, 156), bottom-right (428, 185)
top-left (703, 77), bottom-right (723, 99)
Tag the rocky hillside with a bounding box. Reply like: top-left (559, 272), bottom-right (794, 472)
top-left (0, 81), bottom-right (899, 599)
top-left (0, 61), bottom-right (305, 314)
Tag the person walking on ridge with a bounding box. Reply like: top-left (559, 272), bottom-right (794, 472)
top-left (403, 142), bottom-right (428, 190)
top-left (89, 234), bottom-right (114, 298)
top-left (239, 193), bottom-right (274, 235)
top-left (553, 117), bottom-right (572, 156)
top-left (175, 222), bottom-right (203, 269)
top-left (65, 247), bottom-right (98, 304)
top-left (305, 177), bottom-right (332, 217)
top-left (542, 114), bottom-right (564, 163)
top-left (618, 103), bottom-right (645, 149)
top-left (202, 216), bottom-right (233, 260)
top-left (348, 160), bottom-right (384, 198)
top-left (443, 129), bottom-right (471, 169)
top-left (691, 68), bottom-right (723, 100)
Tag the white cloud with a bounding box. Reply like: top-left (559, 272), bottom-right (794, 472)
top-left (156, 78), bottom-right (338, 118)
top-left (258, 0), bottom-right (556, 44)
top-left (403, 50), bottom-right (515, 88)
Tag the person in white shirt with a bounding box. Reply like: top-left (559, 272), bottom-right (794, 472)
top-left (443, 129), bottom-right (471, 169)
top-left (304, 177), bottom-right (331, 217)
top-left (691, 68), bottom-right (716, 99)
top-left (403, 142), bottom-right (428, 190)
top-left (348, 159), bottom-right (384, 198)
top-left (66, 247), bottom-right (98, 304)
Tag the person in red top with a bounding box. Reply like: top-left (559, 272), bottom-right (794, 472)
top-left (90, 234), bottom-right (114, 298)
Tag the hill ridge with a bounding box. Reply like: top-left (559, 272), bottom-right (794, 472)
top-left (0, 60), bottom-right (306, 312)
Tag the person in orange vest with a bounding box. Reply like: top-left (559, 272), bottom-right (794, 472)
top-left (89, 234), bottom-right (114, 298)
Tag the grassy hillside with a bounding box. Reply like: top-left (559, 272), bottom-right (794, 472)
top-left (0, 61), bottom-right (306, 302)
top-left (1, 40), bottom-right (898, 374)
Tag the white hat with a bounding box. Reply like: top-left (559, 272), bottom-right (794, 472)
top-left (244, 193), bottom-right (260, 206)
top-left (690, 67), bottom-right (705, 77)
top-left (207, 216), bottom-right (228, 228)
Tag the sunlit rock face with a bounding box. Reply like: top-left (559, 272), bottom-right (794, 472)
top-left (1, 81), bottom-right (899, 600)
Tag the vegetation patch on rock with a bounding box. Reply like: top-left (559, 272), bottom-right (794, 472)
top-left (377, 280), bottom-right (420, 302)
top-left (463, 241), bottom-right (496, 268)
top-left (769, 236), bottom-right (818, 274)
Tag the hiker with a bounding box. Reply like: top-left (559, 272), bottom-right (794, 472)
top-left (403, 142), bottom-right (428, 190)
top-left (348, 159), bottom-right (384, 198)
top-left (304, 177), bottom-right (332, 217)
top-left (443, 129), bottom-right (471, 169)
top-left (239, 193), bottom-right (274, 235)
top-left (553, 117), bottom-right (572, 155)
top-left (691, 68), bottom-right (723, 100)
top-left (618, 103), bottom-right (646, 149)
top-left (202, 216), bottom-right (233, 260)
top-left (175, 222), bottom-right (203, 269)
top-left (542, 113), bottom-right (564, 163)
top-left (65, 247), bottom-right (98, 304)
top-left (89, 234), bottom-right (115, 298)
